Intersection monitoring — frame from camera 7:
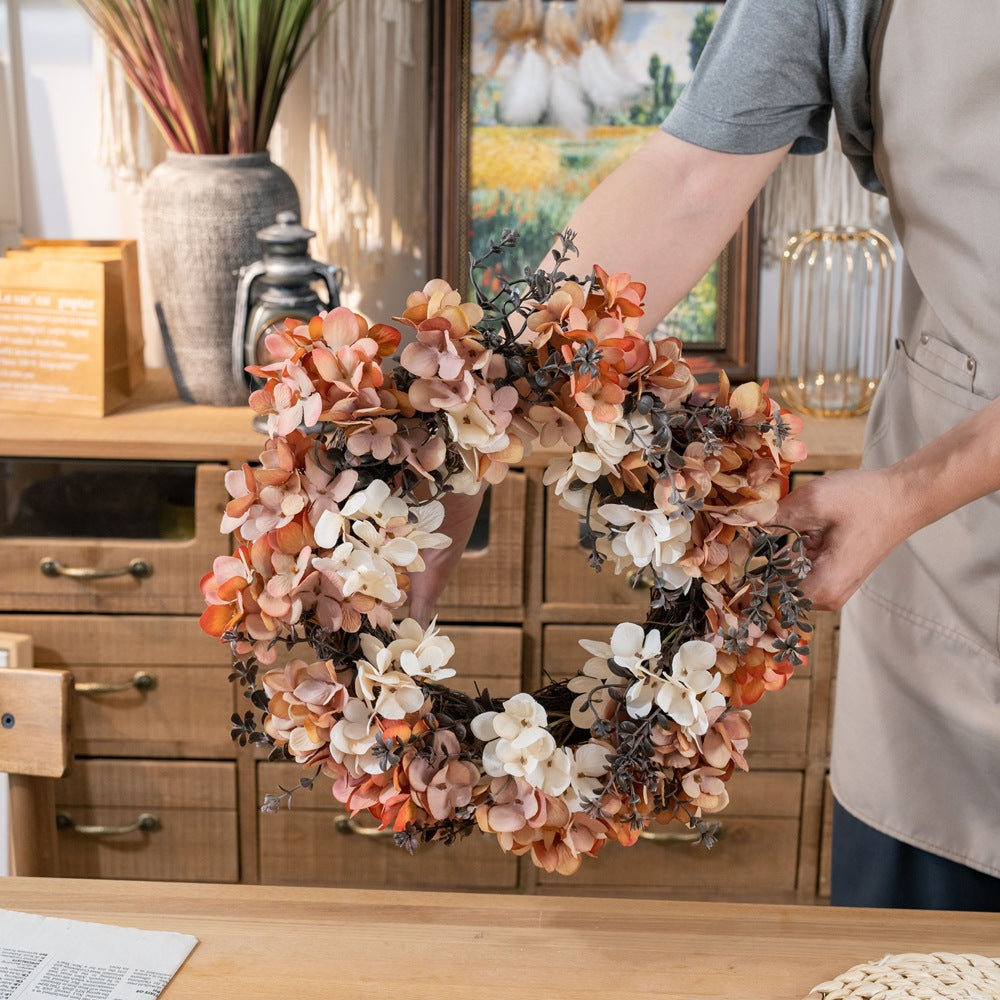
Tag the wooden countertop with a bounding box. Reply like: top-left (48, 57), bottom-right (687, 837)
top-left (0, 369), bottom-right (865, 471)
top-left (2, 878), bottom-right (997, 999)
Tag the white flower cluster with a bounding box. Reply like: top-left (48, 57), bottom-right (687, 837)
top-left (312, 480), bottom-right (450, 606)
top-left (356, 617), bottom-right (457, 718)
top-left (568, 623), bottom-right (725, 738)
top-left (327, 617), bottom-right (457, 776)
top-left (471, 693), bottom-right (610, 809)
top-left (542, 410), bottom-right (691, 591)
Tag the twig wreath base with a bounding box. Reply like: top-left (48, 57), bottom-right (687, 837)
top-left (201, 231), bottom-right (812, 876)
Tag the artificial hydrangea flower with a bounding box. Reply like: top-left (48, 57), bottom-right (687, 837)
top-left (569, 625), bottom-right (724, 737)
top-left (583, 410), bottom-right (653, 468)
top-left (595, 501), bottom-right (693, 589)
top-left (358, 618), bottom-right (456, 685)
top-left (312, 542), bottom-right (403, 606)
top-left (329, 698), bottom-right (382, 776)
top-left (444, 396), bottom-right (498, 451)
top-left (561, 741), bottom-right (611, 812)
top-left (472, 693), bottom-right (558, 788)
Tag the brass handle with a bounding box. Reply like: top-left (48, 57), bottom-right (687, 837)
top-left (638, 824), bottom-right (724, 844)
top-left (56, 812), bottom-right (161, 836)
top-left (335, 815), bottom-right (394, 839)
top-left (40, 557), bottom-right (153, 581)
top-left (74, 671), bottom-right (157, 695)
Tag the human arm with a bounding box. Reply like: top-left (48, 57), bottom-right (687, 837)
top-left (406, 133), bottom-right (790, 621)
top-left (558, 130), bottom-right (789, 336)
top-left (408, 485), bottom-right (485, 627)
top-left (778, 393), bottom-right (1000, 611)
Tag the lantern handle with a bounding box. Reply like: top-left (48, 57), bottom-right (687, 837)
top-left (311, 262), bottom-right (343, 310)
top-left (231, 259), bottom-right (268, 393)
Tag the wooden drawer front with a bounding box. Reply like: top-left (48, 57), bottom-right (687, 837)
top-left (544, 499), bottom-right (647, 611)
top-left (0, 614), bottom-right (234, 757)
top-left (0, 463), bottom-right (225, 614)
top-left (537, 771), bottom-right (803, 900)
top-left (543, 626), bottom-right (810, 760)
top-left (55, 759), bottom-right (238, 882)
top-left (439, 625), bottom-right (522, 698)
top-left (257, 763), bottom-right (519, 890)
top-left (436, 473), bottom-right (526, 612)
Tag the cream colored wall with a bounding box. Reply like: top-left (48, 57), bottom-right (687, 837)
top-left (5, 0), bottom-right (431, 370)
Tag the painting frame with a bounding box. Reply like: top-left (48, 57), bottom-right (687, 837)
top-left (428, 0), bottom-right (760, 380)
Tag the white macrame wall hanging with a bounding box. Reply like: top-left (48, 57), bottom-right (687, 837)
top-left (276, 0), bottom-right (427, 308)
top-left (760, 127), bottom-right (892, 259)
top-left (92, 35), bottom-right (166, 190)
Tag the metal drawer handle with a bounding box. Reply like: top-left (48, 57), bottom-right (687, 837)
top-left (74, 671), bottom-right (157, 695)
top-left (40, 557), bottom-right (153, 580)
top-left (638, 824), bottom-right (724, 844)
top-left (56, 812), bottom-right (161, 837)
top-left (335, 816), bottom-right (394, 839)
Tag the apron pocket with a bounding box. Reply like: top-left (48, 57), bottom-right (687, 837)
top-left (862, 340), bottom-right (1000, 660)
top-left (913, 331), bottom-right (977, 393)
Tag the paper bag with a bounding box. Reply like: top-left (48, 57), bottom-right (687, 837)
top-left (18, 238), bottom-right (145, 392)
top-left (0, 255), bottom-right (131, 416)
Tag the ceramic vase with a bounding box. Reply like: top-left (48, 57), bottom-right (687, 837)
top-left (141, 151), bottom-right (299, 406)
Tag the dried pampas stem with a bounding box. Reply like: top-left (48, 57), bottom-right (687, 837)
top-left (489, 0), bottom-right (545, 76)
top-left (500, 40), bottom-right (552, 126)
top-left (544, 1), bottom-right (587, 136)
top-left (576, 0), bottom-right (623, 47)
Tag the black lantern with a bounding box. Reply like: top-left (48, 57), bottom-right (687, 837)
top-left (231, 211), bottom-right (341, 394)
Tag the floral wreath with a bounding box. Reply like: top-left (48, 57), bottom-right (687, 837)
top-left (200, 231), bottom-right (812, 876)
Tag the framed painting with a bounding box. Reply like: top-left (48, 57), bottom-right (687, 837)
top-left (428, 0), bottom-right (759, 380)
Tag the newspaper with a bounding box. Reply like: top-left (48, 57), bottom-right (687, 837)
top-left (0, 909), bottom-right (196, 999)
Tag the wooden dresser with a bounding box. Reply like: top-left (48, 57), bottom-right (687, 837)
top-left (0, 371), bottom-right (864, 901)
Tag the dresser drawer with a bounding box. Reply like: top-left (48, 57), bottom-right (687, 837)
top-left (257, 762), bottom-right (519, 891)
top-left (543, 498), bottom-right (647, 611)
top-left (543, 626), bottom-right (811, 761)
top-left (536, 771), bottom-right (803, 901)
top-left (434, 473), bottom-right (526, 614)
top-left (54, 759), bottom-right (239, 882)
top-left (0, 460), bottom-right (225, 614)
top-left (436, 624), bottom-right (523, 697)
top-left (0, 614), bottom-right (234, 757)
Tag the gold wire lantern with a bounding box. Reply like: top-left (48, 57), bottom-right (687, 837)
top-left (777, 227), bottom-right (896, 417)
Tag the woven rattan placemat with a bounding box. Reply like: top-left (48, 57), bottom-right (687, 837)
top-left (805, 952), bottom-right (1000, 999)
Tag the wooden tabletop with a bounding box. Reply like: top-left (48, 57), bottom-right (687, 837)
top-left (3, 878), bottom-right (997, 999)
top-left (0, 368), bottom-right (866, 471)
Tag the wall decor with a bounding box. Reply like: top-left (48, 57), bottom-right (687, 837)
top-left (429, 0), bottom-right (760, 379)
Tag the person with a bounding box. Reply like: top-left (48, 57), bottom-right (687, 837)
top-left (411, 0), bottom-right (1000, 911)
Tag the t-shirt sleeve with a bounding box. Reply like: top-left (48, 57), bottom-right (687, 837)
top-left (662, 0), bottom-right (833, 156)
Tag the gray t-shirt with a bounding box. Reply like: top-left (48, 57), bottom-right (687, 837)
top-left (662, 0), bottom-right (885, 193)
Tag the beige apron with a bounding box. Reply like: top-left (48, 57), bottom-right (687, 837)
top-left (831, 0), bottom-right (1000, 877)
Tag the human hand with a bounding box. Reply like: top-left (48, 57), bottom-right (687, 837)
top-left (775, 468), bottom-right (906, 612)
top-left (407, 487), bottom-right (486, 626)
